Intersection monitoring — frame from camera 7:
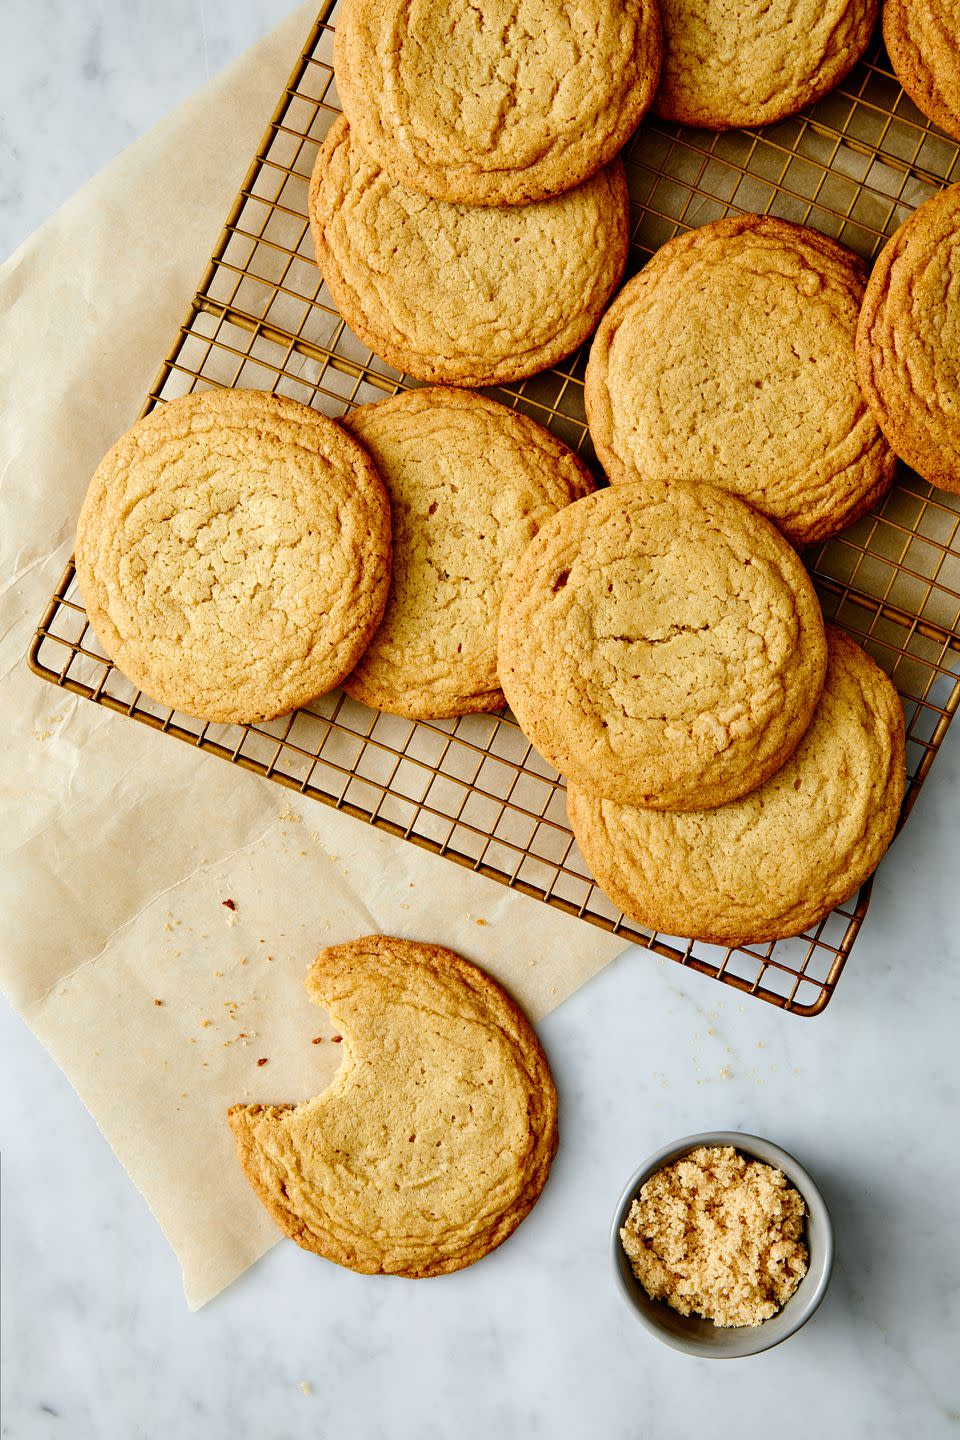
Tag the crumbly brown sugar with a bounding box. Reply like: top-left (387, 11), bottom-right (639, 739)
top-left (620, 1145), bottom-right (808, 1328)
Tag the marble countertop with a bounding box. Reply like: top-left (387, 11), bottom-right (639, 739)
top-left (2, 4), bottom-right (959, 1437)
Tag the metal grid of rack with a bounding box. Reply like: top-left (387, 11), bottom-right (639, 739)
top-left (29, 2), bottom-right (960, 1014)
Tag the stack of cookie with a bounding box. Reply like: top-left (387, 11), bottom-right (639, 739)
top-left (74, 384), bottom-right (598, 727)
top-left (487, 201), bottom-right (908, 947)
top-left (497, 478), bottom-right (906, 947)
top-left (308, 0), bottom-right (663, 384)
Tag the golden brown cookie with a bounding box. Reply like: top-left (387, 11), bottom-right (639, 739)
top-left (585, 216), bottom-right (896, 547)
top-left (568, 628), bottom-right (906, 945)
top-left (653, 0), bottom-right (877, 129)
top-left (857, 183), bottom-right (960, 493)
top-left (308, 116), bottom-right (630, 386)
top-left (228, 936), bottom-right (558, 1278)
top-left (74, 390), bottom-right (391, 724)
top-left (334, 0), bottom-right (661, 205)
top-left (884, 0), bottom-right (960, 142)
top-left (342, 388), bottom-right (594, 719)
top-left (497, 481), bottom-right (828, 810)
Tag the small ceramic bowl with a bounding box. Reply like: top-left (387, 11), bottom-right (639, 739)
top-left (611, 1131), bottom-right (833, 1358)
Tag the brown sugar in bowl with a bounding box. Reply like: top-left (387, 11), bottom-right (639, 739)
top-left (610, 1131), bottom-right (834, 1358)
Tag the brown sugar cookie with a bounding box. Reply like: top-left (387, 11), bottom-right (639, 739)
top-left (342, 387), bottom-right (594, 719)
top-left (74, 390), bottom-right (391, 724)
top-left (884, 0), bottom-right (960, 143)
top-left (857, 182), bottom-right (960, 493)
top-left (585, 216), bottom-right (896, 547)
top-left (334, 0), bottom-right (661, 206)
top-left (497, 481), bottom-right (828, 810)
top-left (228, 935), bottom-right (558, 1278)
top-left (653, 0), bottom-right (877, 129)
top-left (308, 116), bottom-right (630, 386)
top-left (567, 627), bottom-right (906, 945)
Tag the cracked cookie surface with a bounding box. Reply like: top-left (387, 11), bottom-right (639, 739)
top-left (585, 216), bottom-right (896, 547)
top-left (497, 480), bottom-right (827, 809)
top-left (75, 389), bottom-right (391, 724)
top-left (228, 935), bottom-right (558, 1278)
top-left (856, 182), bottom-right (960, 494)
top-left (567, 627), bottom-right (905, 944)
top-left (884, 0), bottom-right (960, 142)
top-left (342, 387), bottom-right (594, 719)
top-left (308, 116), bottom-right (630, 386)
top-left (653, 0), bottom-right (876, 129)
top-left (334, 0), bottom-right (661, 205)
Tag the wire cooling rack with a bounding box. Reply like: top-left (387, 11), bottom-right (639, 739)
top-left (29, 1), bottom-right (960, 1015)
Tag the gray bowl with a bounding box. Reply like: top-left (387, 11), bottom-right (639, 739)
top-left (611, 1131), bottom-right (833, 1358)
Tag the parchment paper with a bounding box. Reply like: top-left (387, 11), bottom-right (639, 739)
top-left (0, 4), bottom-right (626, 1308)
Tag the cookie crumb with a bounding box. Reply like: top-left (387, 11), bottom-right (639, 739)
top-left (620, 1145), bottom-right (807, 1328)
top-left (154, 999), bottom-right (163, 1007)
top-left (222, 898), bottom-right (236, 911)
top-left (312, 1037), bottom-right (323, 1044)
top-left (257, 1057), bottom-right (268, 1067)
top-left (299, 1382), bottom-right (312, 1397)
top-left (199, 1019), bottom-right (213, 1029)
top-left (330, 1035), bottom-right (342, 1044)
top-left (474, 918), bottom-right (488, 927)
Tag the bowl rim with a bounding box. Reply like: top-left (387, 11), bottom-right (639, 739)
top-left (609, 1130), bottom-right (834, 1358)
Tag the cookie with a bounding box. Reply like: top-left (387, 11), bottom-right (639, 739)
top-left (342, 388), bottom-right (594, 719)
top-left (567, 627), bottom-right (906, 945)
top-left (653, 0), bottom-right (877, 129)
top-left (585, 216), bottom-right (896, 547)
top-left (857, 183), bottom-right (960, 493)
top-left (497, 480), bottom-right (828, 810)
top-left (228, 935), bottom-right (558, 1278)
top-left (884, 0), bottom-right (960, 143)
top-left (308, 116), bottom-right (630, 387)
top-left (74, 390), bottom-right (391, 724)
top-left (334, 0), bottom-right (661, 206)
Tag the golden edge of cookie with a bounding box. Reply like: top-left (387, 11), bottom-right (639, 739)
top-left (584, 215), bottom-right (897, 545)
top-left (308, 117), bottom-right (631, 387)
top-left (341, 674), bottom-right (506, 720)
top-left (333, 0), bottom-right (662, 206)
top-left (497, 482), bottom-right (829, 811)
top-left (651, 0), bottom-right (878, 130)
top-left (228, 936), bottom-right (558, 1278)
top-left (566, 632), bottom-right (906, 946)
top-left (339, 387), bottom-right (596, 719)
top-left (74, 389), bottom-right (393, 725)
top-left (883, 0), bottom-right (960, 144)
top-left (856, 184), bottom-right (960, 494)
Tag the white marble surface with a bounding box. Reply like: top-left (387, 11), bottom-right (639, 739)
top-left (2, 4), bottom-right (959, 1437)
